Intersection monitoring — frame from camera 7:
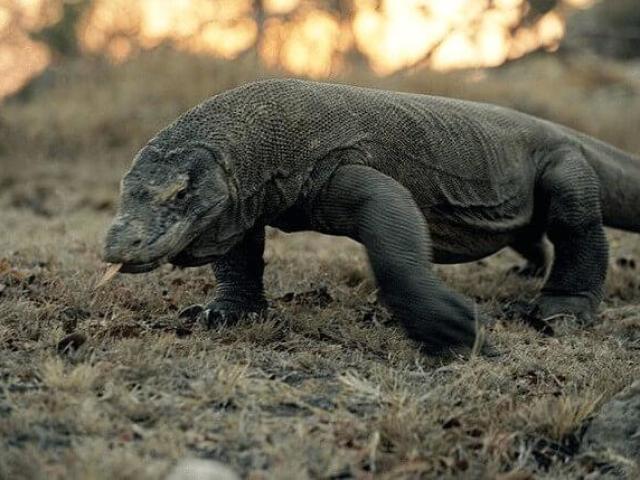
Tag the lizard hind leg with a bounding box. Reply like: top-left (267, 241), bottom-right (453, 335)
top-left (527, 149), bottom-right (609, 327)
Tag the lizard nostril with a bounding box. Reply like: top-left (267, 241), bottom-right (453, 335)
top-left (132, 239), bottom-right (142, 247)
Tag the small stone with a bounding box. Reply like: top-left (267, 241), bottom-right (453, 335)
top-left (583, 381), bottom-right (640, 462)
top-left (166, 459), bottom-right (239, 480)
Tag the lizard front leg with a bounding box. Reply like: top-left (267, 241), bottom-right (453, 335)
top-left (311, 165), bottom-right (485, 355)
top-left (181, 227), bottom-right (267, 327)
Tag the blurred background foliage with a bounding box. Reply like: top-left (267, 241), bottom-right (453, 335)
top-left (1, 0), bottom-right (639, 173)
top-left (2, 0), bottom-right (640, 100)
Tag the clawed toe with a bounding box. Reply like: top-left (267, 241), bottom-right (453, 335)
top-left (178, 304), bottom-right (204, 321)
top-left (200, 307), bottom-right (234, 329)
top-left (178, 301), bottom-right (265, 328)
top-left (504, 300), bottom-right (555, 335)
top-left (182, 299), bottom-right (268, 329)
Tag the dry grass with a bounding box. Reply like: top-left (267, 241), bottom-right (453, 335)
top-left (1, 49), bottom-right (640, 479)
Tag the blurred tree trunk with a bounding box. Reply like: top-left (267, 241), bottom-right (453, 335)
top-left (331, 0), bottom-right (370, 71)
top-left (254, 0), bottom-right (265, 44)
top-left (528, 0), bottom-right (559, 15)
top-left (252, 0), bottom-right (265, 66)
top-left (564, 0), bottom-right (640, 60)
top-left (234, 0), bottom-right (269, 70)
top-left (30, 0), bottom-right (92, 58)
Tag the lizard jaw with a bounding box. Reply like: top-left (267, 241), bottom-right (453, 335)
top-left (119, 258), bottom-right (166, 273)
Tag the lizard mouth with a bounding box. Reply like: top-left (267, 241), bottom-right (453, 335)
top-left (119, 258), bottom-right (166, 273)
top-left (169, 250), bottom-right (219, 267)
top-left (110, 223), bottom-right (197, 274)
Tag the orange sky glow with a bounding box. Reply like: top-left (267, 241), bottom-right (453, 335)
top-left (0, 0), bottom-right (595, 98)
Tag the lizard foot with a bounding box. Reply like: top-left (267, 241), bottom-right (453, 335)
top-left (533, 294), bottom-right (598, 326)
top-left (505, 294), bottom-right (597, 334)
top-left (179, 298), bottom-right (267, 329)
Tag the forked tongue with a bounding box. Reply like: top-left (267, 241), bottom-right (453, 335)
top-left (95, 263), bottom-right (123, 289)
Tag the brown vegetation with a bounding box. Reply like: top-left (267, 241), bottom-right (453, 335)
top-left (1, 50), bottom-right (639, 478)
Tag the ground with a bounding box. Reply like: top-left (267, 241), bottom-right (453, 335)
top-left (1, 50), bottom-right (639, 479)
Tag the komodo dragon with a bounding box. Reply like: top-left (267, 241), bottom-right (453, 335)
top-left (103, 79), bottom-right (640, 354)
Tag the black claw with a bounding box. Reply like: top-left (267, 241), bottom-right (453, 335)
top-left (197, 299), bottom-right (267, 329)
top-left (504, 301), bottom-right (555, 336)
top-left (522, 310), bottom-right (555, 336)
top-left (178, 304), bottom-right (204, 321)
top-left (199, 307), bottom-right (233, 329)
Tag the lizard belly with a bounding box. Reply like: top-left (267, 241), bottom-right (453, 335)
top-left (427, 213), bottom-right (524, 264)
top-left (430, 234), bottom-right (513, 264)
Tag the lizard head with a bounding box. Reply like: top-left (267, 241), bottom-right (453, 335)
top-left (103, 144), bottom-right (231, 273)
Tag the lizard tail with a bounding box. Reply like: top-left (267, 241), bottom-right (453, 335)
top-left (578, 135), bottom-right (640, 233)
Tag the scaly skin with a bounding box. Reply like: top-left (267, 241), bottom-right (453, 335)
top-left (103, 79), bottom-right (640, 354)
